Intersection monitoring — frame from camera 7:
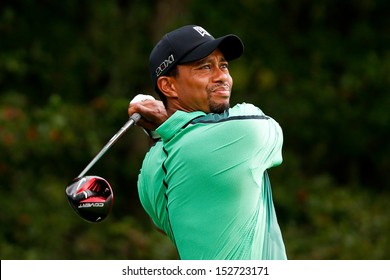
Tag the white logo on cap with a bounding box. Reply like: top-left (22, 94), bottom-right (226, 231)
top-left (155, 54), bottom-right (175, 77)
top-left (193, 26), bottom-right (211, 37)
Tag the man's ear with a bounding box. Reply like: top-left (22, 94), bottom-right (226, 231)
top-left (157, 76), bottom-right (178, 98)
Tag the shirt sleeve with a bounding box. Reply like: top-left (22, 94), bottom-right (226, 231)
top-left (137, 146), bottom-right (164, 230)
top-left (137, 143), bottom-right (175, 240)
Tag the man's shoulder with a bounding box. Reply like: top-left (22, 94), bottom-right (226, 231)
top-left (191, 103), bottom-right (267, 124)
top-left (229, 102), bottom-right (265, 116)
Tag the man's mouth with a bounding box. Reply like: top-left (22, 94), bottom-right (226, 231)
top-left (211, 84), bottom-right (231, 96)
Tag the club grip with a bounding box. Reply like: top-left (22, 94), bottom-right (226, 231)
top-left (129, 113), bottom-right (141, 123)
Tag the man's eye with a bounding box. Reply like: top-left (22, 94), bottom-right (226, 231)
top-left (221, 63), bottom-right (229, 69)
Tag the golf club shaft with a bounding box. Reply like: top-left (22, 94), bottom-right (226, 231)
top-left (77, 113), bottom-right (141, 179)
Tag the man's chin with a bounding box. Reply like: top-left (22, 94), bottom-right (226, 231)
top-left (209, 102), bottom-right (230, 114)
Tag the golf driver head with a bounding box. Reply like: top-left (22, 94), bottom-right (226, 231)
top-left (66, 176), bottom-right (113, 222)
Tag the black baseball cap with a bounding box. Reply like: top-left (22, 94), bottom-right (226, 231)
top-left (149, 25), bottom-right (244, 91)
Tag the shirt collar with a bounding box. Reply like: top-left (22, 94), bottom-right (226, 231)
top-left (156, 110), bottom-right (206, 142)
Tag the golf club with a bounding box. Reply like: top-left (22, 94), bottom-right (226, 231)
top-left (65, 112), bottom-right (141, 222)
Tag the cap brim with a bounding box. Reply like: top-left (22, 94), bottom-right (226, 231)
top-left (180, 34), bottom-right (244, 64)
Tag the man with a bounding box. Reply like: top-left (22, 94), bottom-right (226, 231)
top-left (128, 25), bottom-right (287, 260)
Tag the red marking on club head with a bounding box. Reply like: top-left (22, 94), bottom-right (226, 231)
top-left (76, 178), bottom-right (99, 194)
top-left (80, 196), bottom-right (106, 203)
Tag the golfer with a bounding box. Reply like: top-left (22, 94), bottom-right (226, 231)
top-left (128, 25), bottom-right (287, 260)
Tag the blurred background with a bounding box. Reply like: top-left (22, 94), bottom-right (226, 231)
top-left (1, 0), bottom-right (389, 259)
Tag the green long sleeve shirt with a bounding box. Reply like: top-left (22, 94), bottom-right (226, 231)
top-left (137, 103), bottom-right (287, 260)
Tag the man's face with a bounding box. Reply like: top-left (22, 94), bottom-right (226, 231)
top-left (172, 49), bottom-right (233, 114)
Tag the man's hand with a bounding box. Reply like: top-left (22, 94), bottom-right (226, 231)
top-left (128, 94), bottom-right (168, 132)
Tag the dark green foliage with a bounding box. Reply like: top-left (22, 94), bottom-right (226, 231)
top-left (1, 0), bottom-right (389, 259)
